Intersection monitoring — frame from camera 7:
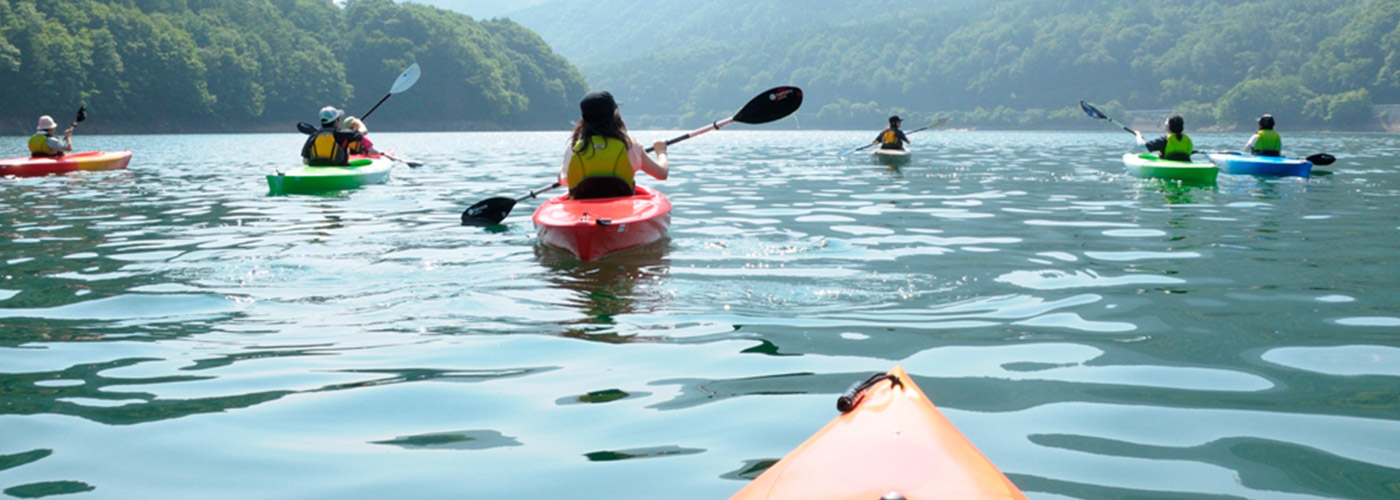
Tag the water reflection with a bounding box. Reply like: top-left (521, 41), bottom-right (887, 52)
top-left (537, 240), bottom-right (673, 343)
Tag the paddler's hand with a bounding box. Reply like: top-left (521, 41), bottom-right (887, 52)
top-left (652, 141), bottom-right (667, 156)
top-left (1133, 131), bottom-right (1145, 145)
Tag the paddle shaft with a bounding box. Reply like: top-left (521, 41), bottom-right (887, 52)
top-left (517, 182), bottom-right (562, 202)
top-left (647, 117), bottom-right (736, 153)
top-left (360, 94), bottom-right (392, 122)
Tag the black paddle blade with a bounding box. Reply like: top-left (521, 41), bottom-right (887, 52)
top-left (461, 197), bottom-right (516, 226)
top-left (733, 86), bottom-right (803, 124)
top-left (1080, 100), bottom-right (1107, 120)
top-left (1307, 153), bottom-right (1336, 166)
top-left (75, 106), bottom-right (88, 123)
top-left (297, 122), bottom-right (316, 135)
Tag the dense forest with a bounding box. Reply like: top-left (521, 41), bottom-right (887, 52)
top-left (513, 0), bottom-right (1400, 131)
top-left (0, 0), bottom-right (587, 133)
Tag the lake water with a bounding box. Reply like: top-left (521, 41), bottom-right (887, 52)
top-left (2, 130), bottom-right (1398, 499)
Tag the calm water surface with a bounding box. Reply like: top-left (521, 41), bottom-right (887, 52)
top-left (2, 130), bottom-right (1398, 498)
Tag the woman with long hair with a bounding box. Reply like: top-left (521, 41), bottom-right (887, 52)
top-left (559, 91), bottom-right (668, 199)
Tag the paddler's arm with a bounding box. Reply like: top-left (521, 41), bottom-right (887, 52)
top-left (559, 145), bottom-right (571, 185)
top-left (1142, 135), bottom-right (1167, 154)
top-left (637, 140), bottom-right (668, 180)
top-left (59, 124), bottom-right (75, 151)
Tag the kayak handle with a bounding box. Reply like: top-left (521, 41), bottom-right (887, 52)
top-left (837, 372), bottom-right (903, 413)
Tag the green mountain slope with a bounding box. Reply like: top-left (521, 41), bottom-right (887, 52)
top-left (514, 0), bottom-right (1400, 130)
top-left (0, 0), bottom-right (587, 133)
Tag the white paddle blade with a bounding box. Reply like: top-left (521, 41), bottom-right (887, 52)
top-left (390, 63), bottom-right (421, 94)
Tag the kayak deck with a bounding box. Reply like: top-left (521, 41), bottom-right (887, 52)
top-left (532, 185), bottom-right (671, 261)
top-left (0, 151), bottom-right (133, 177)
top-left (732, 366), bottom-right (1025, 500)
top-left (1206, 152), bottom-right (1312, 177)
top-left (267, 154), bottom-right (393, 195)
top-left (1122, 153), bottom-right (1218, 184)
top-left (872, 148), bottom-right (912, 166)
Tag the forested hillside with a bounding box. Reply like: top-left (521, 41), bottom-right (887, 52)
top-left (0, 0), bottom-right (587, 133)
top-left (512, 0), bottom-right (1400, 131)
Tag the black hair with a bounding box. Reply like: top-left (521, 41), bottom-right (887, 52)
top-left (1167, 115), bottom-right (1185, 139)
top-left (570, 109), bottom-right (629, 152)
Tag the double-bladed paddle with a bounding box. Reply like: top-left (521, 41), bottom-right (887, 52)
top-left (295, 63), bottom-right (423, 167)
top-left (460, 86), bottom-right (805, 226)
top-left (837, 116), bottom-right (950, 159)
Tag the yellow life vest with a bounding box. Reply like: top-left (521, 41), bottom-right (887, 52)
top-left (567, 136), bottom-right (634, 191)
top-left (1252, 129), bottom-right (1281, 156)
top-left (1163, 133), bottom-right (1193, 162)
top-left (881, 130), bottom-right (899, 144)
top-left (307, 130), bottom-right (348, 166)
top-left (28, 133), bottom-right (56, 157)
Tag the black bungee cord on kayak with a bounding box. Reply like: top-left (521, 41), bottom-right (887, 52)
top-left (836, 372), bottom-right (903, 413)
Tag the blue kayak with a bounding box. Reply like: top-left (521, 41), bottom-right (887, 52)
top-left (1206, 152), bottom-right (1312, 178)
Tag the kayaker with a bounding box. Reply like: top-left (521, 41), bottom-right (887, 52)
top-left (872, 115), bottom-right (910, 151)
top-left (1244, 114), bottom-right (1282, 157)
top-left (28, 115), bottom-right (73, 158)
top-left (339, 116), bottom-right (379, 156)
top-left (560, 90), bottom-right (668, 200)
top-left (1135, 115), bottom-right (1194, 161)
top-left (301, 106), bottom-right (360, 166)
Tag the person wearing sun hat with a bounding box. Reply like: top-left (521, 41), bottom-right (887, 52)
top-left (28, 115), bottom-right (74, 158)
top-left (300, 105), bottom-right (360, 166)
top-left (559, 90), bottom-right (669, 199)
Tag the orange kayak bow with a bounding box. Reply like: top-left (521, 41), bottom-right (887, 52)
top-left (732, 366), bottom-right (1026, 500)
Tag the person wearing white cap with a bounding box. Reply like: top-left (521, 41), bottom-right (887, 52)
top-left (28, 115), bottom-right (74, 158)
top-left (301, 105), bottom-right (360, 166)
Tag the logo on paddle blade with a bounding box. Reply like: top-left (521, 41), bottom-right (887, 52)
top-left (770, 88), bottom-right (799, 102)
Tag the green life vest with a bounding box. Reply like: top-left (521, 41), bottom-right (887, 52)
top-left (1163, 133), bottom-right (1193, 162)
top-left (567, 136), bottom-right (634, 191)
top-left (28, 133), bottom-right (57, 157)
top-left (306, 130), bottom-right (348, 166)
top-left (1252, 129), bottom-right (1281, 156)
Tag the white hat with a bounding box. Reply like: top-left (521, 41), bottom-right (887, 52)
top-left (319, 106), bottom-right (342, 125)
top-left (36, 115), bottom-right (57, 130)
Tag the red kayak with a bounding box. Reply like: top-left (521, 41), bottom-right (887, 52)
top-left (732, 366), bottom-right (1026, 500)
top-left (0, 151), bottom-right (133, 177)
top-left (532, 185), bottom-right (671, 261)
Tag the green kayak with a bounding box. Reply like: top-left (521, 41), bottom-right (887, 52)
top-left (1121, 153), bottom-right (1217, 184)
top-left (267, 154), bottom-right (393, 195)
